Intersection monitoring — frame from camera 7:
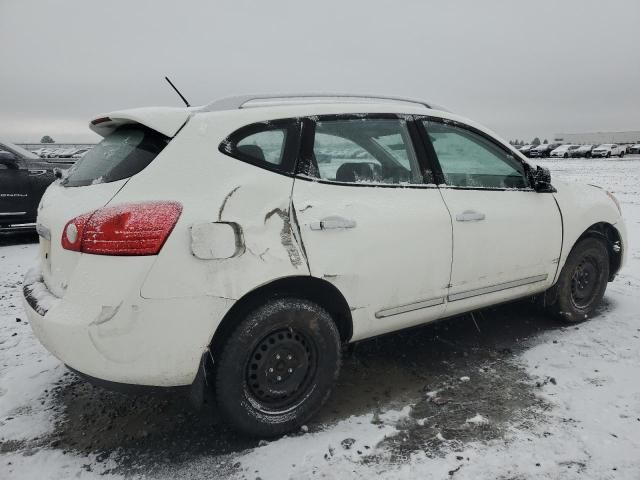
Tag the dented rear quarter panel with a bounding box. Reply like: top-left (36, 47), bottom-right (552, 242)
top-left (108, 111), bottom-right (309, 302)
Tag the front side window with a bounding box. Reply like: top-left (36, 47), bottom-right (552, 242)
top-left (308, 117), bottom-right (422, 185)
top-left (423, 120), bottom-right (528, 189)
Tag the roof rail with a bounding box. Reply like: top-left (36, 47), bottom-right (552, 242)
top-left (198, 93), bottom-right (446, 112)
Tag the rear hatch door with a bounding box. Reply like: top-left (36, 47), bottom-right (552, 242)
top-left (37, 108), bottom-right (190, 297)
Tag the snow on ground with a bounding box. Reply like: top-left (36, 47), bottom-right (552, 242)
top-left (1, 157), bottom-right (640, 479)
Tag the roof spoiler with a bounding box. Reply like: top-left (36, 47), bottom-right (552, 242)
top-left (89, 107), bottom-right (192, 138)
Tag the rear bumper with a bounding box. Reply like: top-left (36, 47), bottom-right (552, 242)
top-left (23, 262), bottom-right (234, 387)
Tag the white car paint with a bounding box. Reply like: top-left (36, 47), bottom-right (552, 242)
top-left (22, 97), bottom-right (627, 388)
top-left (291, 180), bottom-right (452, 340)
top-left (592, 144), bottom-right (625, 158)
top-left (550, 144), bottom-right (578, 158)
top-left (438, 187), bottom-right (562, 318)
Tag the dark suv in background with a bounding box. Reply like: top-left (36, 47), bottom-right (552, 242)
top-left (529, 143), bottom-right (562, 158)
top-left (0, 140), bottom-right (72, 233)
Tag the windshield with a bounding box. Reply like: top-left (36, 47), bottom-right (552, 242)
top-left (62, 126), bottom-right (168, 187)
top-left (0, 139), bottom-right (39, 160)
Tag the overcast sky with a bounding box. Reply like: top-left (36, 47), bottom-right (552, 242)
top-left (1, 0), bottom-right (639, 143)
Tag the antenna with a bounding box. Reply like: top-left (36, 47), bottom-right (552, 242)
top-left (164, 76), bottom-right (191, 107)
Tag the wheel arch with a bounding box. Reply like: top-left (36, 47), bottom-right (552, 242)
top-left (208, 276), bottom-right (353, 359)
top-left (574, 222), bottom-right (623, 281)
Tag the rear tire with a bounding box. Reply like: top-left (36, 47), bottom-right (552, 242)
top-left (545, 238), bottom-right (609, 323)
top-left (215, 297), bottom-right (342, 437)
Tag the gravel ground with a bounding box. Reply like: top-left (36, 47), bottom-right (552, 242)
top-left (1, 156), bottom-right (639, 479)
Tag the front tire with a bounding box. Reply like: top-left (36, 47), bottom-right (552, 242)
top-left (545, 238), bottom-right (609, 323)
top-left (215, 297), bottom-right (342, 437)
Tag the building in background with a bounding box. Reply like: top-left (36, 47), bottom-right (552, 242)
top-left (553, 131), bottom-right (640, 145)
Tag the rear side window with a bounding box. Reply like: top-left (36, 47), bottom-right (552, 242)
top-left (62, 126), bottom-right (168, 187)
top-left (219, 120), bottom-right (299, 174)
top-left (236, 130), bottom-right (286, 165)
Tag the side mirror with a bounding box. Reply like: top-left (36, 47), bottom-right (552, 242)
top-left (528, 165), bottom-right (554, 192)
top-left (0, 151), bottom-right (18, 168)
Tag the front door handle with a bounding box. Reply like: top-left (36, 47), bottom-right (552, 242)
top-left (456, 210), bottom-right (486, 222)
top-left (309, 216), bottom-right (357, 231)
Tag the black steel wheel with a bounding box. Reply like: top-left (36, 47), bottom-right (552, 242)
top-left (545, 237), bottom-right (609, 323)
top-left (246, 328), bottom-right (317, 411)
top-left (215, 297), bottom-right (341, 437)
top-left (570, 255), bottom-right (601, 310)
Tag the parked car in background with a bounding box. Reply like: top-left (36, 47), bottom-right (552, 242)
top-left (570, 145), bottom-right (594, 158)
top-left (592, 144), bottom-right (625, 158)
top-left (0, 139), bottom-right (74, 233)
top-left (529, 143), bottom-right (562, 158)
top-left (71, 147), bottom-right (91, 159)
top-left (22, 94), bottom-right (627, 437)
top-left (518, 144), bottom-right (535, 157)
top-left (550, 145), bottom-right (579, 158)
top-left (628, 144), bottom-right (640, 154)
top-left (32, 147), bottom-right (55, 158)
top-left (52, 147), bottom-right (80, 158)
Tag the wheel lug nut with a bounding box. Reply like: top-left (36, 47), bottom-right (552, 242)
top-left (277, 376), bottom-right (282, 381)
top-left (288, 368), bottom-right (293, 373)
top-left (276, 354), bottom-right (281, 360)
top-left (268, 368), bottom-right (274, 373)
top-left (287, 355), bottom-right (292, 360)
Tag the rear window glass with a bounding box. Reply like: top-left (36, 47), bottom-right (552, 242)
top-left (62, 126), bottom-right (168, 187)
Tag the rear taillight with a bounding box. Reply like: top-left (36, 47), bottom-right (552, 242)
top-left (61, 201), bottom-right (182, 256)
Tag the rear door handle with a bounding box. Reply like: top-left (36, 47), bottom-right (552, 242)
top-left (309, 216), bottom-right (357, 230)
top-left (456, 210), bottom-right (486, 222)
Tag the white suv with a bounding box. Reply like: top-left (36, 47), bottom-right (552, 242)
top-left (592, 144), bottom-right (625, 158)
top-left (550, 144), bottom-right (579, 158)
top-left (23, 94), bottom-right (626, 437)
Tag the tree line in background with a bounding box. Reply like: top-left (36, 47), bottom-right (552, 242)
top-left (509, 138), bottom-right (548, 146)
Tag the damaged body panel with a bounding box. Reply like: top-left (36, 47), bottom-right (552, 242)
top-left (110, 112), bottom-right (311, 302)
top-left (23, 96), bottom-right (627, 418)
top-left (291, 179), bottom-right (452, 341)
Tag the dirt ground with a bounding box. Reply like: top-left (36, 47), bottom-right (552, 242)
top-left (3, 157), bottom-right (640, 479)
top-left (0, 231), bottom-right (562, 477)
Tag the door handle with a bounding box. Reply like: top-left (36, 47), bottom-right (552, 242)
top-left (28, 170), bottom-right (47, 176)
top-left (456, 210), bottom-right (486, 222)
top-left (309, 216), bottom-right (357, 231)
